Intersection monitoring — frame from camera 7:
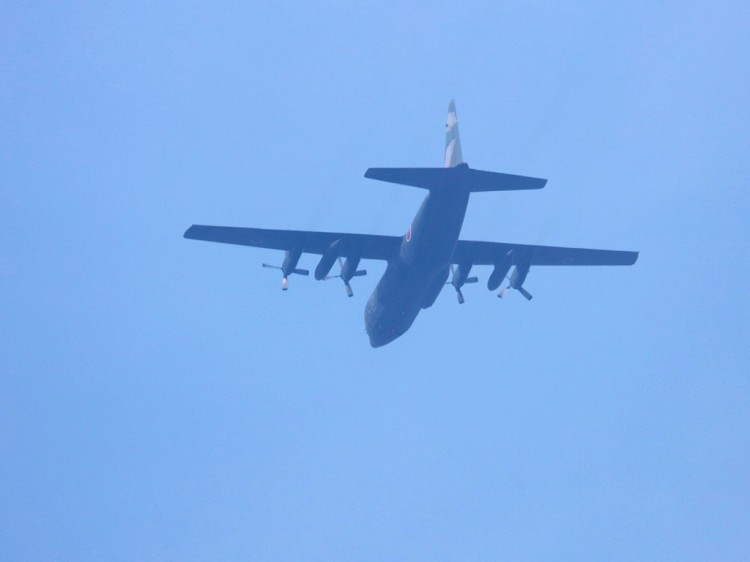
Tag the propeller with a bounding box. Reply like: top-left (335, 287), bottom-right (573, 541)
top-left (498, 285), bottom-right (533, 300)
top-left (447, 264), bottom-right (478, 304)
top-left (262, 263), bottom-right (309, 290)
top-left (497, 263), bottom-right (533, 300)
top-left (262, 249), bottom-right (308, 290)
top-left (325, 257), bottom-right (366, 297)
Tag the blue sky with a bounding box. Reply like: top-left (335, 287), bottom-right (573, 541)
top-left (2, 2), bottom-right (749, 560)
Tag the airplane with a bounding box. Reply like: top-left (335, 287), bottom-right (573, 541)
top-left (185, 100), bottom-right (638, 347)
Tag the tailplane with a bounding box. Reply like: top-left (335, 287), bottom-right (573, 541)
top-left (364, 100), bottom-right (547, 192)
top-left (364, 165), bottom-right (546, 191)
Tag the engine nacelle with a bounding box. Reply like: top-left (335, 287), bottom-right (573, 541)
top-left (281, 248), bottom-right (304, 277)
top-left (321, 253), bottom-right (367, 297)
top-left (487, 252), bottom-right (514, 291)
top-left (449, 262), bottom-right (478, 304)
top-left (263, 247), bottom-right (309, 290)
top-left (451, 262), bottom-right (473, 289)
top-left (340, 256), bottom-right (366, 283)
top-left (507, 262), bottom-right (533, 300)
top-left (314, 240), bottom-right (341, 280)
top-left (509, 262), bottom-right (530, 289)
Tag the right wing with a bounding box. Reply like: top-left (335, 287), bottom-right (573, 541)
top-left (452, 239), bottom-right (638, 266)
top-left (184, 225), bottom-right (401, 261)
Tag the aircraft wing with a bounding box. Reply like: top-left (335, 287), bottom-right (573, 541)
top-left (184, 225), bottom-right (402, 261)
top-left (452, 240), bottom-right (639, 266)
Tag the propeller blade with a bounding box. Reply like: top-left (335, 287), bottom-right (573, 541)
top-left (517, 286), bottom-right (533, 301)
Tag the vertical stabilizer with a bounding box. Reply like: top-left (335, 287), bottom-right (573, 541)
top-left (444, 100), bottom-right (464, 168)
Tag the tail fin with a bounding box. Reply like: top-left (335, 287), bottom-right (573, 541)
top-left (363, 100), bottom-right (547, 192)
top-left (444, 99), bottom-right (464, 168)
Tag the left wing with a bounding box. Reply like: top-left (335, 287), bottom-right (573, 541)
top-left (452, 239), bottom-right (638, 266)
top-left (184, 225), bottom-right (401, 261)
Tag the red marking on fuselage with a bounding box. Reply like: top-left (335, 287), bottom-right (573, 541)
top-left (406, 226), bottom-right (412, 242)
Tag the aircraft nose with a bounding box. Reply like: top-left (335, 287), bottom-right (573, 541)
top-left (365, 315), bottom-right (387, 347)
top-left (364, 292), bottom-right (403, 347)
top-left (368, 331), bottom-right (388, 348)
top-left (366, 323), bottom-right (400, 348)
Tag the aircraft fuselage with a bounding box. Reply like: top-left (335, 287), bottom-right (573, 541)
top-left (184, 100), bottom-right (638, 349)
top-left (365, 187), bottom-right (470, 347)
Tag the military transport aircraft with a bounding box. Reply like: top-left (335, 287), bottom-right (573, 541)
top-left (185, 101), bottom-right (638, 347)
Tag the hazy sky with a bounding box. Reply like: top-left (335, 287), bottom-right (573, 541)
top-left (3, 2), bottom-right (749, 560)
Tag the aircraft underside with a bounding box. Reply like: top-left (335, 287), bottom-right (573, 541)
top-left (184, 100), bottom-right (638, 348)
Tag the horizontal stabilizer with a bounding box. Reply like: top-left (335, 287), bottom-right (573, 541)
top-left (364, 164), bottom-right (546, 192)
